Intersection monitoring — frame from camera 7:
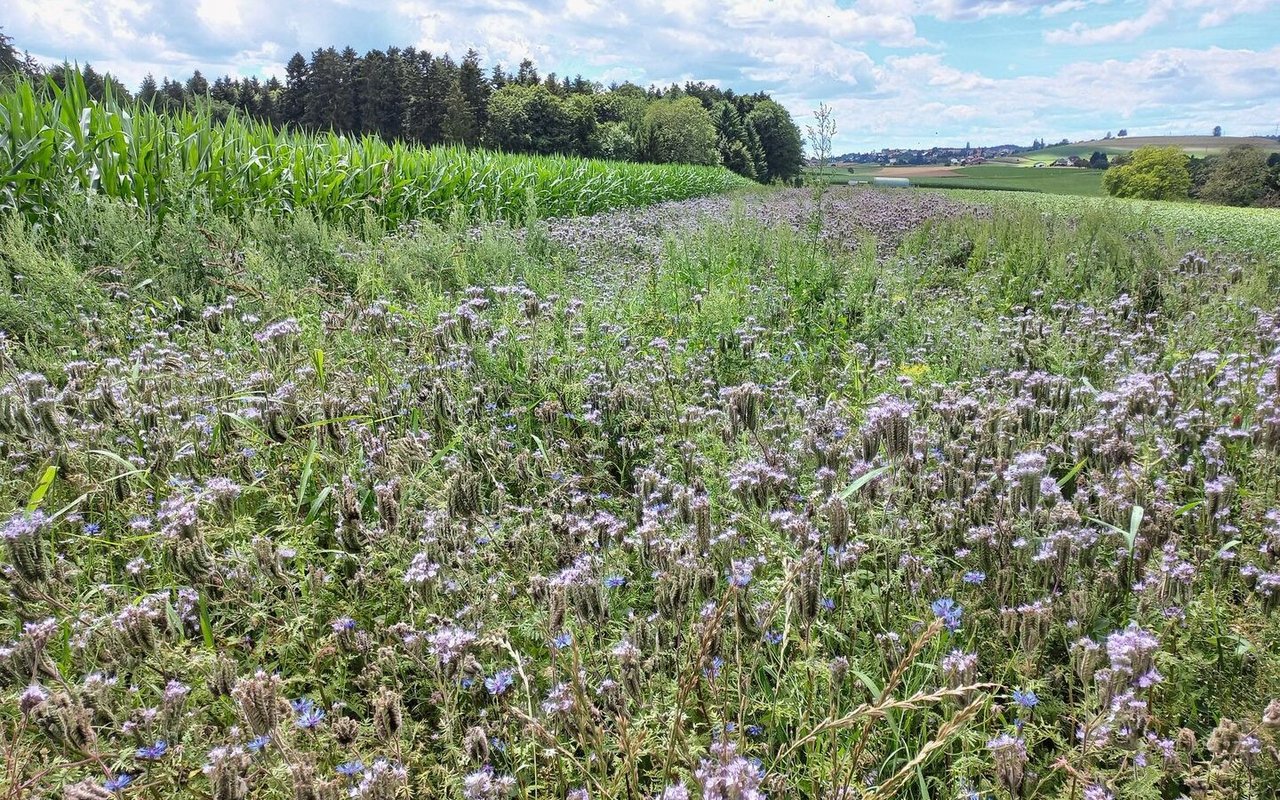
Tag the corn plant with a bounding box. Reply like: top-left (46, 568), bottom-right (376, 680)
top-left (0, 70), bottom-right (747, 227)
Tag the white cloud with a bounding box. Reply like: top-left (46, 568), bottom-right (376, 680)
top-left (1045, 0), bottom-right (1280, 44)
top-left (1044, 1), bottom-right (1169, 44)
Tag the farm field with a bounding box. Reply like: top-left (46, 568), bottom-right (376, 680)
top-left (0, 75), bottom-right (747, 228)
top-left (1026, 135), bottom-right (1280, 162)
top-left (3, 142), bottom-right (1280, 800)
top-left (808, 164), bottom-right (1106, 196)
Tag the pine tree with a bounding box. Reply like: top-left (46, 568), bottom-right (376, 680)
top-left (441, 78), bottom-right (478, 146)
top-left (714, 102), bottom-right (755, 179)
top-left (744, 123), bottom-right (768, 181)
top-left (261, 77), bottom-right (283, 126)
top-left (160, 76), bottom-right (186, 109)
top-left (303, 47), bottom-right (352, 132)
top-left (458, 49), bottom-right (490, 132)
top-left (490, 64), bottom-right (508, 91)
top-left (516, 58), bottom-right (538, 86)
top-left (337, 46), bottom-right (360, 133)
top-left (0, 26), bottom-right (21, 77)
top-left (282, 53), bottom-right (309, 126)
top-left (186, 69), bottom-right (209, 97)
top-left (360, 49), bottom-right (401, 139)
top-left (138, 74), bottom-right (159, 106)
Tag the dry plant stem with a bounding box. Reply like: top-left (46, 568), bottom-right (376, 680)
top-left (661, 588), bottom-right (732, 782)
top-left (509, 704), bottom-right (609, 800)
top-left (782, 684), bottom-right (995, 760)
top-left (863, 700), bottom-right (986, 800)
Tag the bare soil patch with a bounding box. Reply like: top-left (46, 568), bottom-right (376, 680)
top-left (869, 166), bottom-right (962, 178)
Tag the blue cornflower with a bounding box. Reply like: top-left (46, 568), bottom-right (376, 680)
top-left (103, 773), bottom-right (135, 792)
top-left (247, 735), bottom-right (271, 753)
top-left (291, 698), bottom-right (315, 715)
top-left (485, 669), bottom-right (515, 696)
top-left (552, 631), bottom-right (573, 650)
top-left (746, 724), bottom-right (764, 739)
top-left (821, 597), bottom-right (835, 611)
top-left (763, 629), bottom-right (784, 645)
top-left (336, 760), bottom-right (364, 778)
top-left (136, 740), bottom-right (168, 760)
top-left (1013, 689), bottom-right (1039, 709)
top-left (963, 571), bottom-right (986, 585)
top-left (930, 598), bottom-right (963, 632)
top-left (84, 522), bottom-right (102, 536)
top-left (295, 707), bottom-right (326, 729)
top-left (604, 575), bottom-right (626, 589)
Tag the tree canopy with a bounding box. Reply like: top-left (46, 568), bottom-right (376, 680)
top-left (1102, 146), bottom-right (1191, 201)
top-left (644, 97), bottom-right (718, 166)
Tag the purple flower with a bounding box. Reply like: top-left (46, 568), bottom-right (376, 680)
top-left (485, 669), bottom-right (515, 696)
top-left (931, 597), bottom-right (963, 632)
top-left (1012, 689), bottom-right (1039, 709)
top-left (604, 575), bottom-right (626, 589)
top-left (428, 625), bottom-right (478, 664)
top-left (963, 571), bottom-right (986, 585)
top-left (552, 631), bottom-right (573, 650)
top-left (763, 629), bottom-right (784, 645)
top-left (136, 740), bottom-right (168, 760)
top-left (694, 740), bottom-right (765, 800)
top-left (247, 735), bottom-right (271, 753)
top-left (337, 760), bottom-right (364, 777)
top-left (728, 559), bottom-right (755, 588)
top-left (295, 707), bottom-right (326, 729)
top-left (291, 698), bottom-right (315, 714)
top-left (103, 773), bottom-right (135, 792)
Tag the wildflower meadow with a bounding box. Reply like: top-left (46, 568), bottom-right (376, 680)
top-left (2, 100), bottom-right (1280, 799)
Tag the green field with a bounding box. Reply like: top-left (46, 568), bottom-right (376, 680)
top-left (808, 163), bottom-right (1105, 195)
top-left (917, 165), bottom-right (1104, 195)
top-left (0, 72), bottom-right (747, 228)
top-left (1026, 135), bottom-right (1280, 162)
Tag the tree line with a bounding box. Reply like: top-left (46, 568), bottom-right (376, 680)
top-left (1102, 144), bottom-right (1280, 206)
top-left (0, 28), bottom-right (804, 183)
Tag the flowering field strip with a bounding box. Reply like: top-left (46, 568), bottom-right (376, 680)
top-left (0, 71), bottom-right (747, 228)
top-left (1, 186), bottom-right (1279, 797)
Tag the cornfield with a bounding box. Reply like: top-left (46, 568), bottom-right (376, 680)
top-left (0, 70), bottom-right (748, 227)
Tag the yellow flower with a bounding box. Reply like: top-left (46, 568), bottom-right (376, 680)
top-left (900, 363), bottom-right (930, 380)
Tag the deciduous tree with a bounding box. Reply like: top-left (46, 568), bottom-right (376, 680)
top-left (1102, 146), bottom-right (1191, 201)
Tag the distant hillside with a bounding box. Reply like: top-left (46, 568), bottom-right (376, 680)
top-left (1029, 136), bottom-right (1280, 160)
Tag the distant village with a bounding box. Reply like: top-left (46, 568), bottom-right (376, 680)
top-left (823, 138), bottom-right (1085, 167)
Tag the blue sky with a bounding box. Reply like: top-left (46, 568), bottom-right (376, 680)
top-left (6, 0), bottom-right (1279, 151)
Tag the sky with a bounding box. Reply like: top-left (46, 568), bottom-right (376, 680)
top-left (6, 0), bottom-right (1280, 152)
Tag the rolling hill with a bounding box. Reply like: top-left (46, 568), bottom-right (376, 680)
top-left (1027, 135), bottom-right (1280, 161)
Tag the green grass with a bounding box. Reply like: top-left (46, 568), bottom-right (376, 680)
top-left (807, 164), bottom-right (1105, 196)
top-left (918, 165), bottom-right (1105, 196)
